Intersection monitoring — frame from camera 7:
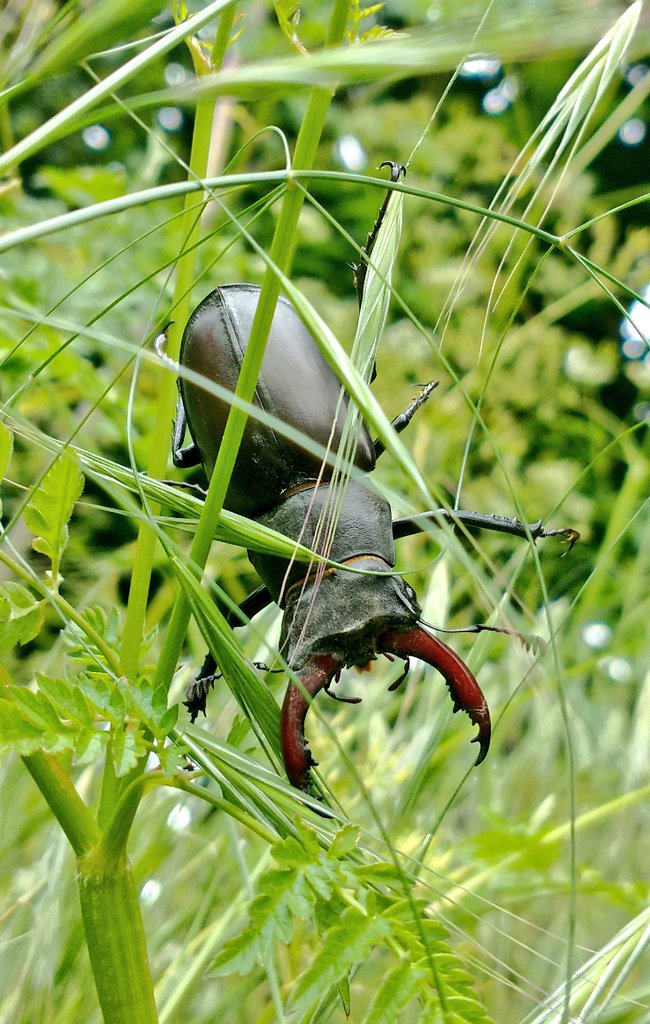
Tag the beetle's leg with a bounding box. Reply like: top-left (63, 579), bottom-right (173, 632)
top-left (281, 654), bottom-right (346, 790)
top-left (160, 479), bottom-right (207, 497)
top-left (324, 681), bottom-right (362, 704)
top-left (387, 657), bottom-right (410, 691)
top-left (172, 393), bottom-right (202, 469)
top-left (184, 586), bottom-right (274, 720)
top-left (354, 161), bottom-right (406, 306)
top-left (374, 381), bottom-right (438, 459)
top-left (392, 509), bottom-right (580, 552)
top-left (378, 626), bottom-right (490, 765)
top-left (183, 653), bottom-right (220, 721)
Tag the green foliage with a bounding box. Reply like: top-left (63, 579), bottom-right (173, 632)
top-left (274, 0), bottom-right (309, 54)
top-left (345, 1), bottom-right (392, 44)
top-left (290, 902), bottom-right (392, 1010)
top-left (0, 581), bottom-right (44, 652)
top-left (24, 0), bottom-right (168, 84)
top-left (25, 454), bottom-right (84, 590)
top-left (34, 164), bottom-right (129, 207)
top-left (214, 823), bottom-right (494, 1022)
top-left (0, 603), bottom-right (177, 774)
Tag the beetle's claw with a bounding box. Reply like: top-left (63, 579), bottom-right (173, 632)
top-left (378, 626), bottom-right (491, 766)
top-left (183, 673), bottom-right (220, 723)
top-left (253, 661), bottom-right (283, 674)
top-left (540, 525), bottom-right (580, 554)
top-left (560, 528), bottom-right (580, 555)
top-left (154, 321), bottom-right (174, 361)
top-left (379, 160), bottom-right (406, 181)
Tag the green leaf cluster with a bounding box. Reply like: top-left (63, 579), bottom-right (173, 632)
top-left (214, 822), bottom-right (493, 1022)
top-left (0, 610), bottom-right (177, 774)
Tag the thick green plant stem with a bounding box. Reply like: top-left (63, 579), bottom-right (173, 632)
top-left (77, 850), bottom-right (158, 1024)
top-left (155, 0), bottom-right (353, 693)
top-left (21, 751), bottom-right (156, 1019)
top-left (23, 750), bottom-right (99, 856)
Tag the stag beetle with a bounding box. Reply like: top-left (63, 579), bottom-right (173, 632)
top-left (170, 164), bottom-right (577, 791)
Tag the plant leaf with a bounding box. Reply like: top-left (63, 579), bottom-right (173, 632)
top-left (361, 960), bottom-right (428, 1024)
top-left (289, 901), bottom-right (392, 1011)
top-left (213, 824), bottom-right (349, 977)
top-left (0, 582), bottom-right (44, 653)
top-left (0, 682), bottom-right (107, 763)
top-left (111, 726), bottom-right (145, 777)
top-left (25, 455), bottom-right (84, 590)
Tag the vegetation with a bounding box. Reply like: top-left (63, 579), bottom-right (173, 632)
top-left (0, 2), bottom-right (648, 1022)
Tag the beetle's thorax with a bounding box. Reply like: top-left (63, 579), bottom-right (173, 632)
top-left (247, 478), bottom-right (396, 603)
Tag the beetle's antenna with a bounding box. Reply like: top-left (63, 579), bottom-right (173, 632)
top-left (420, 620), bottom-right (548, 657)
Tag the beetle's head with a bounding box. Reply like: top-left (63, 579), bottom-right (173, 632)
top-left (280, 556), bottom-right (419, 668)
top-left (278, 559), bottom-right (490, 791)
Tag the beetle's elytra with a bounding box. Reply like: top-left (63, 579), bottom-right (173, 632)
top-left (170, 166), bottom-right (577, 792)
top-left (176, 285), bottom-right (374, 517)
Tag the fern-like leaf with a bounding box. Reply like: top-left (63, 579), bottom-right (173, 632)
top-left (0, 668), bottom-right (167, 776)
top-left (0, 681), bottom-right (103, 762)
top-left (289, 900), bottom-right (392, 1011)
top-left (213, 825), bottom-right (340, 976)
top-left (361, 959), bottom-right (428, 1023)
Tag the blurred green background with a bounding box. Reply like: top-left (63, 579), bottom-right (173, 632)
top-left (0, 2), bottom-right (649, 1021)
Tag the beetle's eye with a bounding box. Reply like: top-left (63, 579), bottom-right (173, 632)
top-left (405, 584), bottom-right (416, 600)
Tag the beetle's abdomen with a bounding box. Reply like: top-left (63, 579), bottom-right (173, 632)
top-left (179, 285), bottom-right (375, 516)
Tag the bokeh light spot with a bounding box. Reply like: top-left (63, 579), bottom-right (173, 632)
top-left (335, 134), bottom-right (367, 171)
top-left (82, 125), bottom-right (111, 151)
top-left (618, 117), bottom-right (646, 147)
top-left (582, 622), bottom-right (612, 650)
